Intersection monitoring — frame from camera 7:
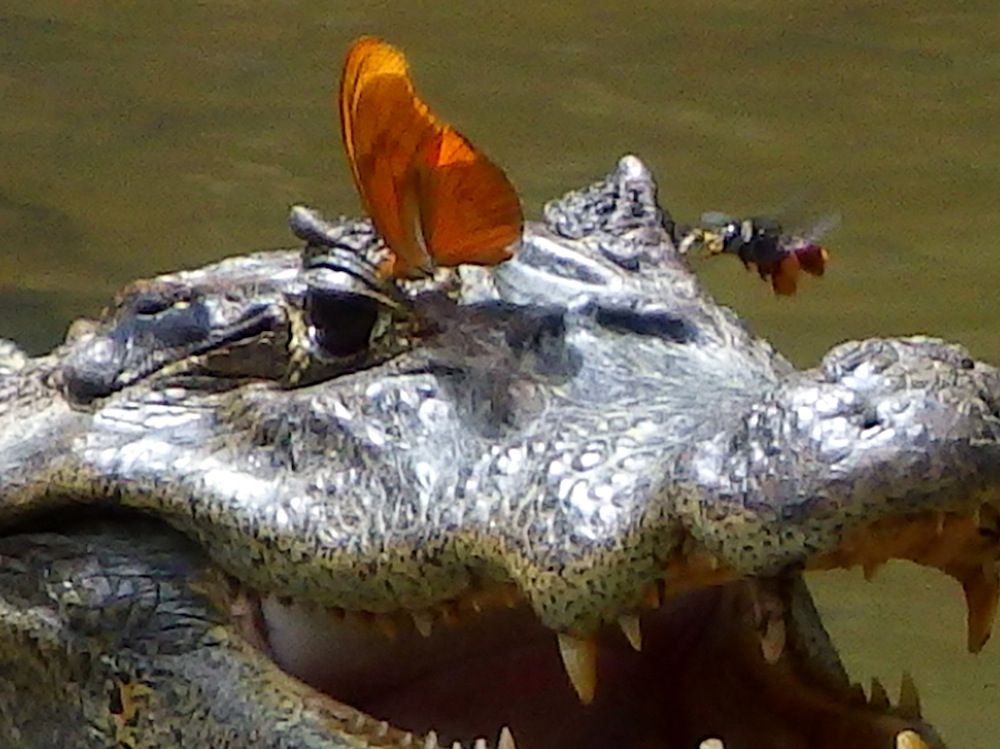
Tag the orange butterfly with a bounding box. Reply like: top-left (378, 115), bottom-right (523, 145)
top-left (339, 37), bottom-right (523, 279)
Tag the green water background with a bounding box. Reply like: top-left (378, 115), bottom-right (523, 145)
top-left (0, 2), bottom-right (997, 744)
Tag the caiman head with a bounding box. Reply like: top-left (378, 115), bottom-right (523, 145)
top-left (0, 157), bottom-right (997, 749)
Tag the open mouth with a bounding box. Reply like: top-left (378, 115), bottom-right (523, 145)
top-left (221, 501), bottom-right (1000, 749)
top-left (248, 581), bottom-right (929, 749)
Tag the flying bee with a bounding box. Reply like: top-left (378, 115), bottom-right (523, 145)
top-left (677, 212), bottom-right (834, 295)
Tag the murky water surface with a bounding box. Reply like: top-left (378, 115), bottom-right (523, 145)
top-left (1, 1), bottom-right (997, 744)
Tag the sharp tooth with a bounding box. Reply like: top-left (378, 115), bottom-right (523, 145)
top-left (451, 742), bottom-right (462, 749)
top-left (348, 713), bottom-right (366, 733)
top-left (500, 585), bottom-right (520, 608)
top-left (374, 721), bottom-right (389, 739)
top-left (497, 726), bottom-right (516, 749)
top-left (402, 734), bottom-right (414, 748)
top-left (473, 739), bottom-right (487, 749)
top-left (759, 615), bottom-right (785, 665)
top-left (618, 614), bottom-right (642, 651)
top-left (897, 672), bottom-right (922, 720)
top-left (848, 682), bottom-right (867, 706)
top-left (424, 731), bottom-right (439, 749)
top-left (896, 730), bottom-right (931, 749)
top-left (699, 740), bottom-right (725, 749)
top-left (411, 610), bottom-right (434, 638)
top-left (961, 563), bottom-right (998, 653)
top-left (862, 561), bottom-right (883, 581)
top-left (556, 632), bottom-right (598, 704)
top-left (869, 677), bottom-right (890, 710)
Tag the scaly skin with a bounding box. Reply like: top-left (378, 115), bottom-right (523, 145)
top-left (0, 521), bottom-right (383, 749)
top-left (0, 157), bottom-right (997, 748)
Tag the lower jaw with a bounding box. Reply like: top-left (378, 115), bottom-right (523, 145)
top-left (256, 580), bottom-right (936, 749)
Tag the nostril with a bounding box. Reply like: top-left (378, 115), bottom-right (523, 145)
top-left (861, 411), bottom-right (880, 430)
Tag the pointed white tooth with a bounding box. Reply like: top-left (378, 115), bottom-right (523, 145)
top-left (760, 615), bottom-right (785, 664)
top-left (862, 561), bottom-right (882, 581)
top-left (896, 730), bottom-right (931, 749)
top-left (897, 672), bottom-right (922, 719)
top-left (451, 741), bottom-right (462, 749)
top-left (424, 731), bottom-right (439, 749)
top-left (699, 740), bottom-right (725, 749)
top-left (401, 734), bottom-right (414, 748)
top-left (412, 610), bottom-right (434, 637)
top-left (349, 713), bottom-right (366, 733)
top-left (934, 512), bottom-right (946, 536)
top-left (556, 632), bottom-right (598, 704)
top-left (869, 677), bottom-right (890, 710)
top-left (618, 614), bottom-right (642, 652)
top-left (374, 721), bottom-right (389, 739)
top-left (848, 682), bottom-right (867, 706)
top-left (961, 563), bottom-right (998, 653)
top-left (500, 586), bottom-right (520, 608)
top-left (497, 726), bottom-right (516, 749)
top-left (473, 739), bottom-right (487, 749)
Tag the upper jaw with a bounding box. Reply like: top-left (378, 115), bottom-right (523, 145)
top-left (684, 335), bottom-right (1000, 647)
top-left (1, 156), bottom-right (996, 747)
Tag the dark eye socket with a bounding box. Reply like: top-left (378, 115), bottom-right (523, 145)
top-left (306, 289), bottom-right (382, 358)
top-left (594, 305), bottom-right (696, 343)
top-left (117, 293), bottom-right (210, 349)
top-left (131, 291), bottom-right (182, 316)
top-left (301, 244), bottom-right (405, 360)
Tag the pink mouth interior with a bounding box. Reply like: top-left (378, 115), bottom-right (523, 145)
top-left (260, 583), bottom-right (926, 749)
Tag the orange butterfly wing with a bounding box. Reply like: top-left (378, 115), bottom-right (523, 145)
top-left (340, 38), bottom-right (439, 276)
top-left (339, 37), bottom-right (522, 278)
top-left (416, 129), bottom-right (523, 268)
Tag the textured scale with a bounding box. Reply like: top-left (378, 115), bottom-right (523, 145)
top-left (1, 157), bottom-right (997, 636)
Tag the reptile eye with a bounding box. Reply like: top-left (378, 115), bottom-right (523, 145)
top-left (306, 289), bottom-right (383, 358)
top-left (302, 245), bottom-right (404, 360)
